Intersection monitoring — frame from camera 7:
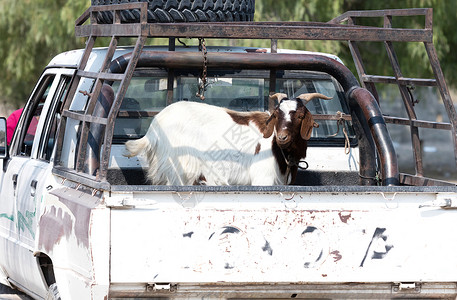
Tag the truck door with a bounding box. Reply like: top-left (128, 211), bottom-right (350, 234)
top-left (0, 69), bottom-right (73, 297)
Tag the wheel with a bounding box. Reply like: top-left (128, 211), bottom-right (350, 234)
top-left (45, 283), bottom-right (61, 300)
top-left (91, 0), bottom-right (256, 23)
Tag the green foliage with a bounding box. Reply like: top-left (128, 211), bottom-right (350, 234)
top-left (254, 0), bottom-right (457, 87)
top-left (0, 0), bottom-right (89, 107)
top-left (0, 0), bottom-right (456, 108)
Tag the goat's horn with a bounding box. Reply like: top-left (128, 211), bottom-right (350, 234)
top-left (268, 93), bottom-right (288, 112)
top-left (269, 93), bottom-right (288, 103)
top-left (297, 93), bottom-right (333, 105)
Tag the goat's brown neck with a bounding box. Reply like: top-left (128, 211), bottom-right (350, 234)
top-left (272, 137), bottom-right (308, 184)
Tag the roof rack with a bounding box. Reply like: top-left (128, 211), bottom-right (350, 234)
top-left (54, 3), bottom-right (457, 189)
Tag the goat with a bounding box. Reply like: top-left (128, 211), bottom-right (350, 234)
top-left (123, 93), bottom-right (332, 185)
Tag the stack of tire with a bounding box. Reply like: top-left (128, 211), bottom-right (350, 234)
top-left (91, 0), bottom-right (256, 23)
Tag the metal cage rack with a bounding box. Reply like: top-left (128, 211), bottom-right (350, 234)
top-left (53, 3), bottom-right (457, 190)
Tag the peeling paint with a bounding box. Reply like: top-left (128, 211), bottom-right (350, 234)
top-left (37, 187), bottom-right (100, 253)
top-left (338, 211), bottom-right (352, 224)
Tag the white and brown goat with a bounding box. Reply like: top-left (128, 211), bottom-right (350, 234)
top-left (123, 93), bottom-right (332, 185)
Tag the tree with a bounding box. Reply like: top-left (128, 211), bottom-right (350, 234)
top-left (255, 0), bottom-right (457, 90)
top-left (0, 0), bottom-right (89, 107)
top-left (0, 0), bottom-right (455, 109)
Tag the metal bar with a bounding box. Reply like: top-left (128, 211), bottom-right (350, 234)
top-left (349, 87), bottom-right (399, 186)
top-left (425, 8), bottom-right (433, 30)
top-left (109, 51), bottom-right (402, 185)
top-left (75, 1), bottom-right (149, 27)
top-left (75, 6), bottom-right (91, 26)
top-left (115, 111), bottom-right (353, 121)
top-left (53, 166), bottom-right (111, 191)
top-left (329, 8), bottom-right (430, 24)
top-left (117, 111), bottom-right (159, 118)
top-left (384, 40), bottom-right (424, 176)
top-left (99, 35), bottom-right (147, 179)
top-left (166, 38), bottom-right (175, 106)
top-left (347, 17), bottom-right (380, 103)
top-left (269, 39), bottom-right (278, 111)
top-left (313, 114), bottom-right (352, 121)
top-left (75, 23), bottom-right (433, 43)
top-left (89, 2), bottom-right (147, 12)
top-left (77, 70), bottom-right (124, 81)
top-left (362, 75), bottom-right (437, 86)
top-left (399, 173), bottom-right (456, 187)
top-left (424, 42), bottom-right (457, 167)
top-left (384, 116), bottom-right (452, 130)
top-left (76, 35), bottom-right (119, 172)
top-left (62, 110), bottom-right (108, 125)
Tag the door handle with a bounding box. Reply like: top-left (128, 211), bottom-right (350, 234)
top-left (31, 179), bottom-right (38, 197)
top-left (12, 174), bottom-right (18, 190)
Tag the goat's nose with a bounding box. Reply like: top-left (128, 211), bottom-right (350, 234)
top-left (278, 134), bottom-right (288, 142)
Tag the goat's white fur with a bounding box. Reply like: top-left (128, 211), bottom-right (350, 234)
top-left (124, 101), bottom-right (285, 185)
top-left (124, 93), bottom-right (331, 186)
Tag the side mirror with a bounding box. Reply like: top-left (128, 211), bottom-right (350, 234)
top-left (0, 117), bottom-right (7, 159)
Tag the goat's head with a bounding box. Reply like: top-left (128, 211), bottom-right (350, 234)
top-left (263, 92), bottom-right (333, 148)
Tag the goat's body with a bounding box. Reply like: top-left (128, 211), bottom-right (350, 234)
top-left (124, 101), bottom-right (287, 185)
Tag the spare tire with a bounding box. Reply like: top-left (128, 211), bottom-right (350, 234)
top-left (91, 0), bottom-right (256, 23)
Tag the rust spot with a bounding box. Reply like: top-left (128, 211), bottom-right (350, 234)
top-left (330, 250), bottom-right (342, 262)
top-left (338, 211), bottom-right (352, 224)
top-left (322, 274), bottom-right (328, 277)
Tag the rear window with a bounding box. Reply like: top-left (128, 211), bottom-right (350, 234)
top-left (113, 69), bottom-right (356, 146)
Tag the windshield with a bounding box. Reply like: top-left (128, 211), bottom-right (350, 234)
top-left (112, 69), bottom-right (355, 146)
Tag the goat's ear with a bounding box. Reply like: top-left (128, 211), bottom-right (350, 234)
top-left (263, 114), bottom-right (277, 138)
top-left (300, 112), bottom-right (317, 140)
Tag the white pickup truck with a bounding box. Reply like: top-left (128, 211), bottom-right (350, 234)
top-left (0, 3), bottom-right (456, 300)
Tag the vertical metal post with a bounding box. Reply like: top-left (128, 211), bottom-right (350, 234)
top-left (167, 38), bottom-right (175, 106)
top-left (269, 39), bottom-right (277, 112)
top-left (424, 42), bottom-right (457, 168)
top-left (347, 17), bottom-right (380, 103)
top-left (383, 15), bottom-right (424, 176)
top-left (76, 35), bottom-right (120, 173)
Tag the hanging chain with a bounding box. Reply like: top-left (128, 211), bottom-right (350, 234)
top-left (196, 38), bottom-right (208, 100)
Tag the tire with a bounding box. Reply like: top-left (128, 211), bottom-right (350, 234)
top-left (45, 283), bottom-right (61, 300)
top-left (91, 0), bottom-right (256, 23)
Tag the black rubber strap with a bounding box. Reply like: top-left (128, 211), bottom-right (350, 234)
top-left (384, 177), bottom-right (400, 186)
top-left (368, 116), bottom-right (386, 128)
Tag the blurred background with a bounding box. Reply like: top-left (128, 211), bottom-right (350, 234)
top-left (0, 0), bottom-right (455, 181)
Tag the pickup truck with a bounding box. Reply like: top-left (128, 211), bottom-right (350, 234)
top-left (0, 3), bottom-right (456, 300)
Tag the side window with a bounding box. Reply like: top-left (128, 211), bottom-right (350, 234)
top-left (39, 76), bottom-right (72, 161)
top-left (18, 75), bottom-right (56, 157)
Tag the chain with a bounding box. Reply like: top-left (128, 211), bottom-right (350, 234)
top-left (196, 38), bottom-right (208, 100)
